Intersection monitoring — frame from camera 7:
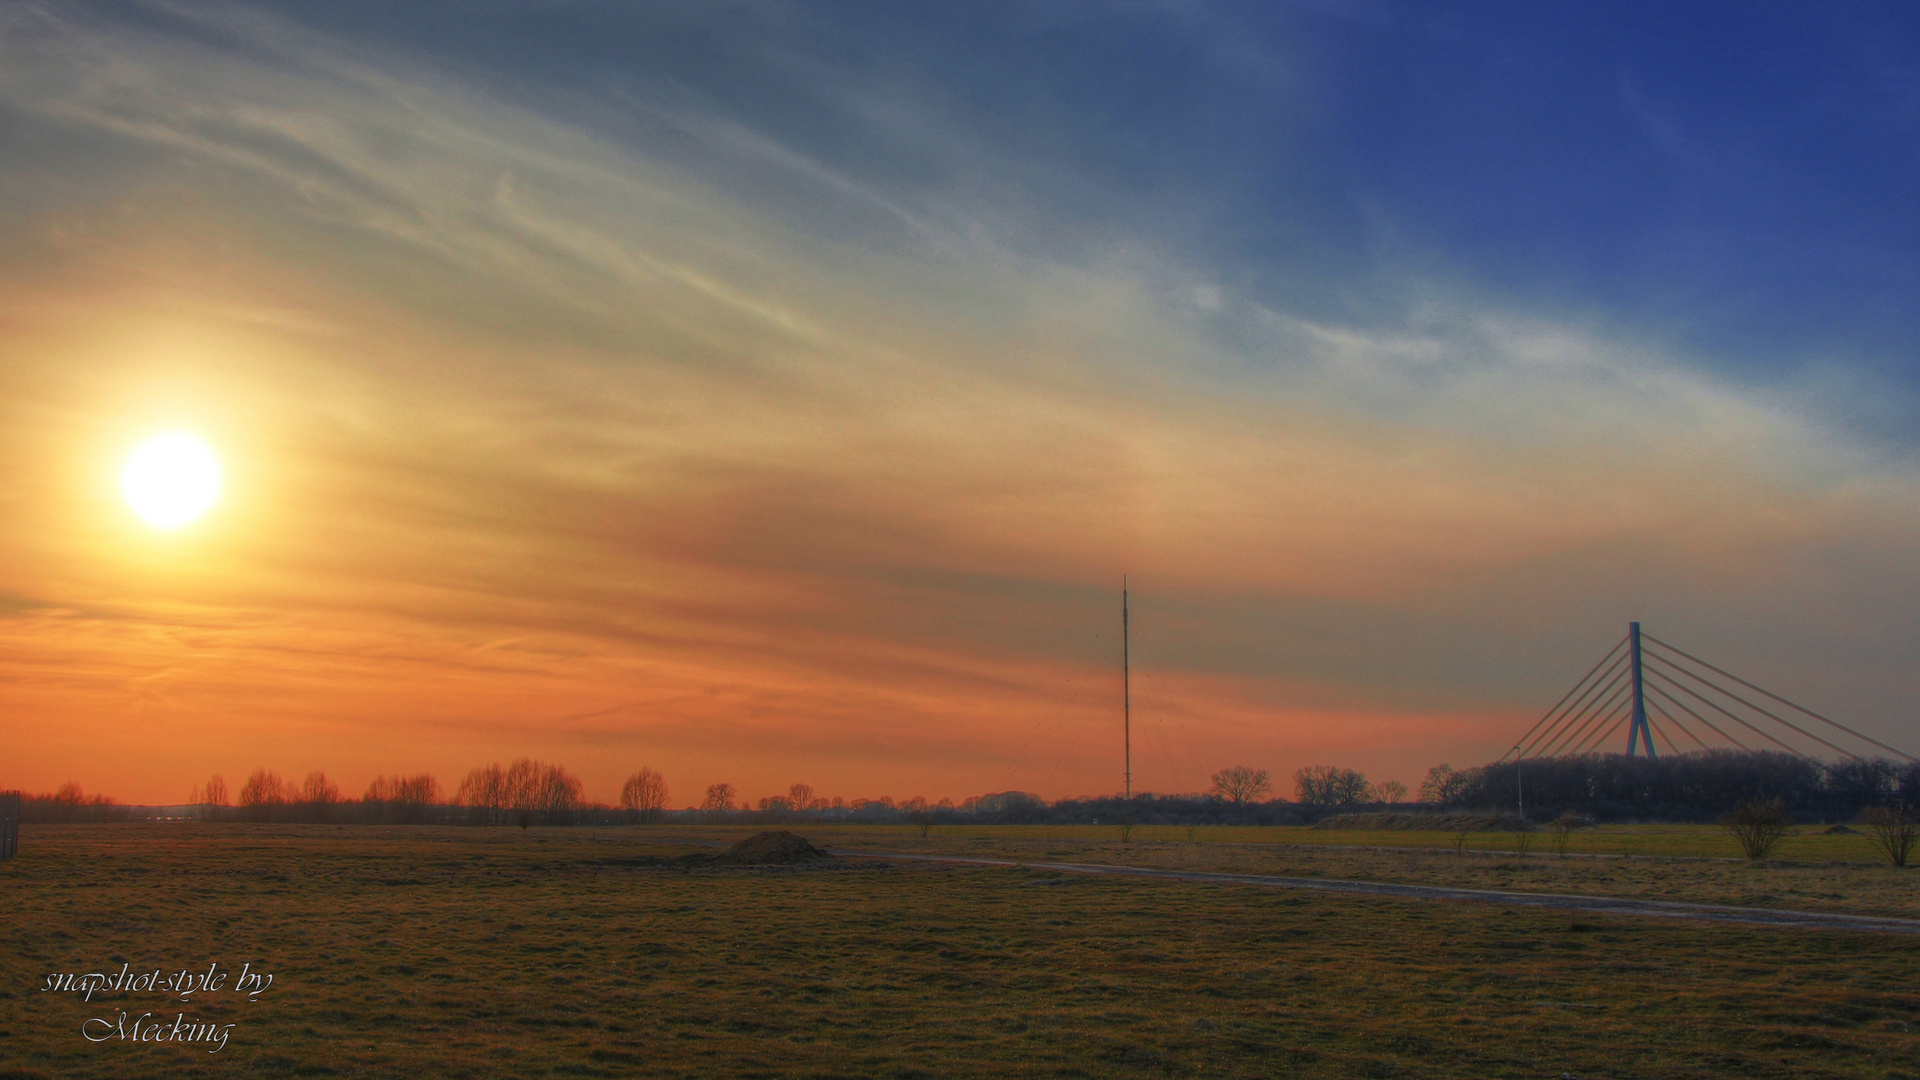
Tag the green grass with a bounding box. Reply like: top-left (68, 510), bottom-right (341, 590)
top-left (3, 824), bottom-right (1918, 1079)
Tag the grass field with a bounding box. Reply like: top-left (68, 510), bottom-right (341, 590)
top-left (774, 822), bottom-right (1920, 921)
top-left (4, 824), bottom-right (1919, 1079)
top-left (840, 822), bottom-right (1898, 862)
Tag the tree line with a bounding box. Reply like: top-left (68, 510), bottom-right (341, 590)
top-left (18, 750), bottom-right (1915, 827)
top-left (1422, 750), bottom-right (1920, 822)
top-left (11, 783), bottom-right (132, 824)
top-left (170, 760), bottom-right (664, 827)
top-left (0, 760), bottom-right (1471, 828)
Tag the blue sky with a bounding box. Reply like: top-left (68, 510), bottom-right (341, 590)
top-left (249, 1), bottom-right (1920, 397)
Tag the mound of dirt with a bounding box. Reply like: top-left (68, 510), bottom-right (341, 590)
top-left (1312, 812), bottom-right (1538, 832)
top-left (715, 831), bottom-right (832, 865)
top-left (1825, 824), bottom-right (1859, 835)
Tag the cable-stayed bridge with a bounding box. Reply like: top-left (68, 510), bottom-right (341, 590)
top-left (1507, 622), bottom-right (1915, 763)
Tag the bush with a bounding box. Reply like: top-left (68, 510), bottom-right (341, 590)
top-left (1860, 804), bottom-right (1919, 869)
top-left (1547, 815), bottom-right (1594, 857)
top-left (1720, 799), bottom-right (1793, 861)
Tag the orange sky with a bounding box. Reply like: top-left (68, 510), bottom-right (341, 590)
top-left (4, 6), bottom-right (1918, 806)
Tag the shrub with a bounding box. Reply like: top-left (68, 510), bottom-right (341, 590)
top-left (1547, 815), bottom-right (1592, 857)
top-left (1720, 799), bottom-right (1793, 861)
top-left (1860, 804), bottom-right (1919, 869)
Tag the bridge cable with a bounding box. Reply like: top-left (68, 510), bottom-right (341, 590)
top-left (1643, 664), bottom-right (1812, 758)
top-left (1645, 695), bottom-right (1711, 752)
top-left (1512, 644), bottom-right (1628, 760)
top-left (1538, 677), bottom-right (1632, 759)
top-left (1540, 678), bottom-right (1632, 758)
top-left (1529, 657), bottom-right (1630, 753)
top-left (1532, 674), bottom-right (1628, 758)
top-left (1570, 702), bottom-right (1631, 755)
top-left (1646, 709), bottom-right (1683, 757)
top-left (1643, 651), bottom-right (1857, 759)
top-left (1505, 636), bottom-right (1629, 760)
top-left (1571, 707), bottom-right (1632, 756)
top-left (1578, 708), bottom-right (1635, 756)
top-left (1521, 652), bottom-right (1631, 758)
top-left (1645, 681), bottom-right (1754, 753)
top-left (1643, 634), bottom-right (1915, 762)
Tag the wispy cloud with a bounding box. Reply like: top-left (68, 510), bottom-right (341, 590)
top-left (2, 1), bottom-right (1917, 802)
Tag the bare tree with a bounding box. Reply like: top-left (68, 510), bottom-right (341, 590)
top-left (788, 783), bottom-right (816, 812)
top-left (1294, 765), bottom-right (1371, 806)
top-left (506, 759), bottom-right (545, 828)
top-left (1720, 799), bottom-right (1794, 860)
top-left (702, 783), bottom-right (737, 812)
top-left (238, 770), bottom-right (288, 822)
top-left (620, 768), bottom-right (669, 824)
top-left (535, 763), bottom-right (584, 826)
top-left (895, 796), bottom-right (934, 836)
top-left (499, 760), bottom-right (583, 827)
top-left (1210, 766), bottom-right (1272, 806)
top-left (366, 773), bottom-right (440, 824)
top-left (301, 771), bottom-right (340, 804)
top-left (1419, 763), bottom-right (1465, 804)
top-left (1376, 780), bottom-right (1408, 805)
top-left (457, 764), bottom-right (509, 826)
top-left (191, 775), bottom-right (228, 821)
top-left (403, 774), bottom-right (441, 806)
top-left (300, 771), bottom-right (341, 823)
top-left (451, 759), bottom-right (580, 829)
top-left (27, 783), bottom-right (125, 824)
top-left (46, 783), bottom-right (86, 824)
top-left (1861, 804), bottom-right (1919, 868)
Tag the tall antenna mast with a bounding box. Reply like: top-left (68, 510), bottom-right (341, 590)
top-left (1123, 576), bottom-right (1131, 800)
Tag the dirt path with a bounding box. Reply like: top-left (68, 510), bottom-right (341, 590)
top-left (839, 850), bottom-right (1920, 934)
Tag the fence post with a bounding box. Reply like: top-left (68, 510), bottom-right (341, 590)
top-left (0, 791), bottom-right (19, 861)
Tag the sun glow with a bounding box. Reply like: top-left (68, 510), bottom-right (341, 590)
top-left (121, 431), bottom-right (224, 530)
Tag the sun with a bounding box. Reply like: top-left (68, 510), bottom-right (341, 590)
top-left (121, 431), bottom-right (224, 530)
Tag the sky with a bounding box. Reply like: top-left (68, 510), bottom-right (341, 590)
top-left (3, 1), bottom-right (1919, 807)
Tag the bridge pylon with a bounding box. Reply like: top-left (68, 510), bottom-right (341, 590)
top-left (1625, 621), bottom-right (1655, 758)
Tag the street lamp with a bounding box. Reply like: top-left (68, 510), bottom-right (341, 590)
top-left (1513, 746), bottom-right (1525, 821)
